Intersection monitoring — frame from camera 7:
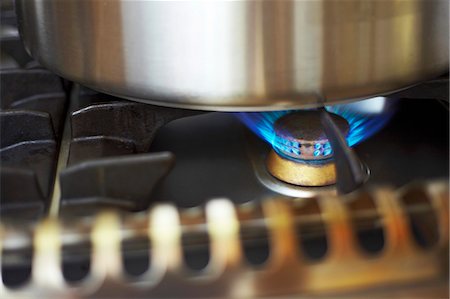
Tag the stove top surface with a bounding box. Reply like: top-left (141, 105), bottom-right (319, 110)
top-left (0, 7), bottom-right (449, 297)
top-left (148, 98), bottom-right (448, 207)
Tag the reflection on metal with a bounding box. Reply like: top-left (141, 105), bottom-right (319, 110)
top-left (1, 181), bottom-right (448, 298)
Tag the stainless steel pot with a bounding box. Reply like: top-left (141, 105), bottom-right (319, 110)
top-left (16, 0), bottom-right (449, 111)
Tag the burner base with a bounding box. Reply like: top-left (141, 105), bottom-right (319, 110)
top-left (266, 150), bottom-right (336, 186)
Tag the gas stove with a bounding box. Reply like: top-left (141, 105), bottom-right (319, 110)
top-left (1, 3), bottom-right (449, 299)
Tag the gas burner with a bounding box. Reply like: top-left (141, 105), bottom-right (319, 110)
top-left (267, 110), bottom-right (349, 187)
top-left (271, 110), bottom-right (349, 160)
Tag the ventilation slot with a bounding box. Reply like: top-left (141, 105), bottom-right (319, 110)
top-left (401, 187), bottom-right (439, 249)
top-left (182, 231), bottom-right (210, 271)
top-left (293, 199), bottom-right (328, 262)
top-left (181, 208), bottom-right (210, 272)
top-left (62, 240), bottom-right (91, 283)
top-left (346, 192), bottom-right (385, 255)
top-left (238, 203), bottom-right (270, 267)
top-left (1, 245), bottom-right (32, 288)
top-left (240, 223), bottom-right (270, 267)
top-left (122, 236), bottom-right (151, 277)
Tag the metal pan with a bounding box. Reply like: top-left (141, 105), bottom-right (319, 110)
top-left (16, 0), bottom-right (449, 111)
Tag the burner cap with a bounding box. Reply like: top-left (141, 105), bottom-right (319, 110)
top-left (273, 110), bottom-right (349, 161)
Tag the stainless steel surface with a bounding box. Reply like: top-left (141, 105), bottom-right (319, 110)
top-left (16, 0), bottom-right (449, 111)
top-left (1, 181), bottom-right (448, 298)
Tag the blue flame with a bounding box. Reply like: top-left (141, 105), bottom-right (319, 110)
top-left (235, 97), bottom-right (396, 147)
top-left (235, 110), bottom-right (290, 145)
